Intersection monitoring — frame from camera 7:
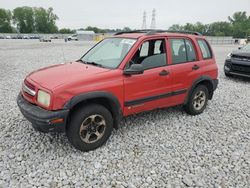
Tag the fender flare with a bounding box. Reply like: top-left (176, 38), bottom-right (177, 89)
top-left (64, 91), bottom-right (122, 129)
top-left (184, 75), bottom-right (215, 105)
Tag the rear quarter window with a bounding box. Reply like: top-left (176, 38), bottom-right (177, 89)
top-left (197, 39), bottom-right (212, 59)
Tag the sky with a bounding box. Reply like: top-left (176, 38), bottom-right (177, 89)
top-left (1, 0), bottom-right (250, 29)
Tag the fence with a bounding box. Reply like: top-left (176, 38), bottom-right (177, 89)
top-left (205, 36), bottom-right (235, 45)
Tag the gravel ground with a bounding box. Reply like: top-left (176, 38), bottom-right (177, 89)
top-left (0, 40), bottom-right (249, 188)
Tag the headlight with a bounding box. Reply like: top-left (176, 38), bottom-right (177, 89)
top-left (226, 53), bottom-right (232, 60)
top-left (37, 90), bottom-right (51, 107)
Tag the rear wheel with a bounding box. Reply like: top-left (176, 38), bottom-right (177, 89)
top-left (184, 85), bottom-right (209, 115)
top-left (66, 104), bottom-right (113, 151)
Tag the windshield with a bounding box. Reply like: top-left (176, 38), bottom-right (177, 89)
top-left (81, 38), bottom-right (136, 68)
top-left (242, 43), bottom-right (250, 51)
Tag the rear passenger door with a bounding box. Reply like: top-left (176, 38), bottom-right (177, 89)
top-left (168, 37), bottom-right (199, 105)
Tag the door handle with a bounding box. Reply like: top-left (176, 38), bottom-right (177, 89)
top-left (159, 70), bottom-right (169, 76)
top-left (192, 64), bottom-right (200, 70)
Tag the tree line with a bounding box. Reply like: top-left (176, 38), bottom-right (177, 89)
top-left (0, 7), bottom-right (58, 33)
top-left (0, 7), bottom-right (249, 38)
top-left (169, 11), bottom-right (250, 38)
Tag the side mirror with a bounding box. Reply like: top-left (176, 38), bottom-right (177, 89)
top-left (123, 64), bottom-right (144, 75)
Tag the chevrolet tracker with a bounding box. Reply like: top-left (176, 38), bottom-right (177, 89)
top-left (17, 30), bottom-right (219, 151)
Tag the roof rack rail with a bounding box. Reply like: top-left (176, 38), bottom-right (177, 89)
top-left (114, 30), bottom-right (155, 35)
top-left (114, 29), bottom-right (202, 36)
top-left (166, 30), bottom-right (202, 36)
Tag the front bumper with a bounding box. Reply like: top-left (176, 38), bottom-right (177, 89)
top-left (224, 60), bottom-right (250, 78)
top-left (17, 93), bottom-right (69, 132)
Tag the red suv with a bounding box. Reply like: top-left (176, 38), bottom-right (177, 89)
top-left (17, 30), bottom-right (218, 151)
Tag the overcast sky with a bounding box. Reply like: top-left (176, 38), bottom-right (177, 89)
top-left (1, 0), bottom-right (250, 29)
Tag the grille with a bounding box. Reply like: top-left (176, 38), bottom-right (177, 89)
top-left (23, 80), bottom-right (36, 97)
top-left (232, 54), bottom-right (250, 62)
top-left (231, 64), bottom-right (250, 74)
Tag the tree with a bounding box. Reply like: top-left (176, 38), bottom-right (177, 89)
top-left (207, 22), bottom-right (232, 36)
top-left (122, 27), bottom-right (131, 31)
top-left (0, 8), bottom-right (12, 33)
top-left (13, 7), bottom-right (35, 33)
top-left (168, 24), bottom-right (184, 31)
top-left (85, 26), bottom-right (105, 33)
top-left (59, 28), bottom-right (73, 34)
top-left (228, 11), bottom-right (250, 38)
top-left (168, 11), bottom-right (250, 37)
top-left (34, 7), bottom-right (58, 33)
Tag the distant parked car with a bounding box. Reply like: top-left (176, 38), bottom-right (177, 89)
top-left (6, 36), bottom-right (11, 39)
top-left (39, 37), bottom-right (51, 42)
top-left (67, 34), bottom-right (78, 41)
top-left (0, 36), bottom-right (5, 39)
top-left (23, 35), bottom-right (29, 39)
top-left (30, 36), bottom-right (40, 39)
top-left (50, 36), bottom-right (59, 39)
top-left (224, 43), bottom-right (250, 78)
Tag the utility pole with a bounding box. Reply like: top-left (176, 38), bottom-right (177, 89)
top-left (142, 11), bottom-right (147, 30)
top-left (150, 9), bottom-right (156, 29)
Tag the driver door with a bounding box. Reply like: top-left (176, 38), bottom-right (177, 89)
top-left (123, 38), bottom-right (172, 115)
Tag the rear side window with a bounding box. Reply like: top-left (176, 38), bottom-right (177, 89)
top-left (170, 38), bottom-right (197, 64)
top-left (197, 39), bottom-right (212, 59)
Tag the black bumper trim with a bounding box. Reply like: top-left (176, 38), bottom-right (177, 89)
top-left (212, 79), bottom-right (218, 91)
top-left (17, 93), bottom-right (69, 132)
top-left (225, 71), bottom-right (250, 78)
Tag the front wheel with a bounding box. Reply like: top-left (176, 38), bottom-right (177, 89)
top-left (184, 85), bottom-right (209, 115)
top-left (66, 104), bottom-right (113, 151)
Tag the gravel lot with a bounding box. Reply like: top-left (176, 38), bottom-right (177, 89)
top-left (0, 40), bottom-right (249, 188)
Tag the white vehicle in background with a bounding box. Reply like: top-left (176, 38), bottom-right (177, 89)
top-left (67, 34), bottom-right (78, 41)
top-left (6, 35), bottom-right (11, 39)
top-left (39, 36), bottom-right (52, 42)
top-left (23, 35), bottom-right (29, 39)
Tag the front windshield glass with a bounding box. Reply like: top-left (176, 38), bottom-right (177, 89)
top-left (242, 43), bottom-right (250, 51)
top-left (81, 38), bottom-right (136, 68)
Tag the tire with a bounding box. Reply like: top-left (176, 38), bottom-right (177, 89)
top-left (66, 104), bottom-right (113, 151)
top-left (184, 85), bottom-right (209, 115)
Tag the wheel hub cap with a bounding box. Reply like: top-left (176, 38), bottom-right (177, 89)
top-left (193, 90), bottom-right (206, 111)
top-left (79, 114), bottom-right (106, 143)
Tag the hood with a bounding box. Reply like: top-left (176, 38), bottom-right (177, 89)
top-left (232, 49), bottom-right (250, 58)
top-left (28, 62), bottom-right (110, 89)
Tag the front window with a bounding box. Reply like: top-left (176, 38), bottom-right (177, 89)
top-left (81, 38), bottom-right (136, 69)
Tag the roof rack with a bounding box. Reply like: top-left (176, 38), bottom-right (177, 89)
top-left (114, 29), bottom-right (202, 36)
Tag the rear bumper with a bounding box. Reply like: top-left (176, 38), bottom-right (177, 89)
top-left (17, 93), bottom-right (69, 132)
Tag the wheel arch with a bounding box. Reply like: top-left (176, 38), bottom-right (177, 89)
top-left (184, 76), bottom-right (215, 105)
top-left (64, 91), bottom-right (122, 129)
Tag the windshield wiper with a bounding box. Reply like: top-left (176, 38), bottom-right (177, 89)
top-left (84, 61), bottom-right (105, 68)
top-left (76, 59), bottom-right (107, 68)
top-left (76, 59), bottom-right (84, 63)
